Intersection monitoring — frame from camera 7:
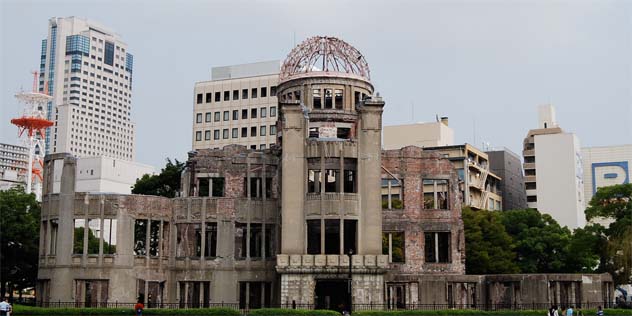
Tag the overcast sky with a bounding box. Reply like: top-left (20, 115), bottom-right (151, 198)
top-left (1, 0), bottom-right (631, 168)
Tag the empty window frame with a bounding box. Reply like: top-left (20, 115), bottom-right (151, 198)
top-left (423, 179), bottom-right (449, 210)
top-left (324, 89), bottom-right (333, 109)
top-left (242, 109), bottom-right (248, 119)
top-left (324, 169), bottom-right (340, 193)
top-left (198, 177), bottom-right (225, 197)
top-left (241, 127), bottom-right (248, 137)
top-left (49, 219), bottom-right (59, 255)
top-left (149, 220), bottom-right (160, 256)
top-left (334, 89), bottom-right (344, 109)
top-left (223, 91), bottom-right (230, 101)
top-left (308, 169), bottom-right (322, 193)
top-left (239, 282), bottom-right (272, 309)
top-left (306, 219), bottom-right (321, 254)
top-left (324, 219), bottom-right (340, 254)
top-left (133, 219), bottom-right (147, 255)
top-left (251, 108), bottom-right (257, 119)
top-left (382, 178), bottom-right (403, 209)
top-left (178, 281), bottom-right (210, 308)
top-left (313, 89), bottom-right (321, 109)
top-left (424, 232), bottom-right (451, 263)
top-left (87, 219), bottom-right (100, 254)
top-left (251, 88), bottom-right (257, 98)
top-left (233, 90), bottom-right (239, 100)
top-left (243, 177), bottom-right (273, 199)
top-left (382, 232), bottom-right (405, 263)
top-left (234, 222), bottom-right (273, 260)
top-left (196, 113), bottom-right (202, 123)
top-left (344, 219), bottom-right (357, 254)
top-left (261, 87), bottom-right (267, 97)
top-left (205, 222), bottom-right (217, 258)
top-left (176, 223), bottom-right (200, 258)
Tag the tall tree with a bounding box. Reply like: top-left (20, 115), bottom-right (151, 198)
top-left (131, 158), bottom-right (185, 198)
top-left (0, 187), bottom-right (41, 300)
top-left (462, 207), bottom-right (519, 274)
top-left (500, 209), bottom-right (572, 273)
top-left (585, 183), bottom-right (632, 285)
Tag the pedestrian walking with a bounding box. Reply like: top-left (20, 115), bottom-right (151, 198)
top-left (0, 299), bottom-right (11, 316)
top-left (567, 305), bottom-right (574, 316)
top-left (134, 299), bottom-right (144, 316)
top-left (596, 305), bottom-right (604, 316)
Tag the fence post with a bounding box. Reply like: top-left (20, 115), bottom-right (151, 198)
top-left (292, 300), bottom-right (296, 309)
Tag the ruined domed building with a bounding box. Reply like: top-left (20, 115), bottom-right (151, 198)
top-left (37, 37), bottom-right (612, 311)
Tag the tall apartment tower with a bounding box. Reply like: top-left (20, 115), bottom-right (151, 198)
top-left (523, 105), bottom-right (585, 228)
top-left (192, 61), bottom-right (279, 150)
top-left (38, 17), bottom-right (135, 160)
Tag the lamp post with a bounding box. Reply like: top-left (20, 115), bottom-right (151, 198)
top-left (347, 249), bottom-right (353, 314)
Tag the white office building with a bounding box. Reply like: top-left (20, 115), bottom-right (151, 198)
top-left (582, 144), bottom-right (632, 203)
top-left (39, 17), bottom-right (135, 160)
top-left (523, 105), bottom-right (586, 228)
top-left (192, 61), bottom-right (280, 150)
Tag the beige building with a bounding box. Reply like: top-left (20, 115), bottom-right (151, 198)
top-left (383, 117), bottom-right (454, 150)
top-left (0, 142), bottom-right (28, 190)
top-left (192, 61), bottom-right (280, 150)
top-left (423, 144), bottom-right (503, 210)
top-left (523, 105), bottom-right (585, 228)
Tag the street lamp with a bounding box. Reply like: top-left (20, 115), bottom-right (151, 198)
top-left (347, 249), bottom-right (354, 314)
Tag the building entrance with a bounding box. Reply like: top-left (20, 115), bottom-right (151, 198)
top-left (315, 279), bottom-right (351, 312)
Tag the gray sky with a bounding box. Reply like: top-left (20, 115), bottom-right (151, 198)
top-left (2, 0), bottom-right (631, 168)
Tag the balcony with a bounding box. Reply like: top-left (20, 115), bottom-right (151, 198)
top-left (523, 149), bottom-right (535, 157)
top-left (523, 162), bottom-right (535, 170)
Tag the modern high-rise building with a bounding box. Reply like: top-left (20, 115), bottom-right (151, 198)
top-left (38, 17), bottom-right (135, 160)
top-left (0, 143), bottom-right (28, 190)
top-left (523, 105), bottom-right (585, 228)
top-left (581, 144), bottom-right (631, 204)
top-left (383, 117), bottom-right (454, 150)
top-left (192, 61), bottom-right (279, 150)
top-left (486, 148), bottom-right (527, 211)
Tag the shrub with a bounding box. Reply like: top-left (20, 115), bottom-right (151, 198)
top-left (12, 305), bottom-right (240, 315)
top-left (250, 308), bottom-right (340, 316)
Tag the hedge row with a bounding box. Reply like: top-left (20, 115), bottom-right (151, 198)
top-left (13, 305), bottom-right (239, 315)
top-left (250, 308), bottom-right (340, 316)
top-left (352, 309), bottom-right (632, 316)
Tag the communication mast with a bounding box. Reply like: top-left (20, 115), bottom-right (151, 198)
top-left (10, 72), bottom-right (53, 198)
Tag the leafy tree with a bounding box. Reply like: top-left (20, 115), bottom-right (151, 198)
top-left (131, 158), bottom-right (185, 198)
top-left (499, 209), bottom-right (572, 273)
top-left (0, 186), bottom-right (41, 300)
top-left (585, 183), bottom-right (632, 285)
top-left (462, 207), bottom-right (519, 274)
top-left (564, 224), bottom-right (606, 273)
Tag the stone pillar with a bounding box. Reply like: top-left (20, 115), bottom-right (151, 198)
top-left (357, 98), bottom-right (385, 254)
top-left (280, 102), bottom-right (307, 254)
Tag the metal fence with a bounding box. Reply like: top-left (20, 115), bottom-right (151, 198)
top-left (32, 301), bottom-right (623, 311)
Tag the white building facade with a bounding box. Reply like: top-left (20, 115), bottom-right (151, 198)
top-left (51, 156), bottom-right (153, 194)
top-left (0, 143), bottom-right (29, 190)
top-left (382, 117), bottom-right (454, 150)
top-left (523, 105), bottom-right (586, 228)
top-left (192, 61), bottom-right (279, 150)
top-left (582, 144), bottom-right (632, 203)
top-left (39, 17), bottom-right (135, 160)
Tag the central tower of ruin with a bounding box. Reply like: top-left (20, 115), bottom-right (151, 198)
top-left (275, 36), bottom-right (387, 309)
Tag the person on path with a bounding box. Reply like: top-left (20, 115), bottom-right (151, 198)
top-left (0, 299), bottom-right (11, 316)
top-left (567, 305), bottom-right (574, 316)
top-left (134, 299), bottom-right (144, 316)
top-left (596, 305), bottom-right (604, 316)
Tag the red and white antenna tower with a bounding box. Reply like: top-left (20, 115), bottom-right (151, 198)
top-left (10, 71), bottom-right (53, 197)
